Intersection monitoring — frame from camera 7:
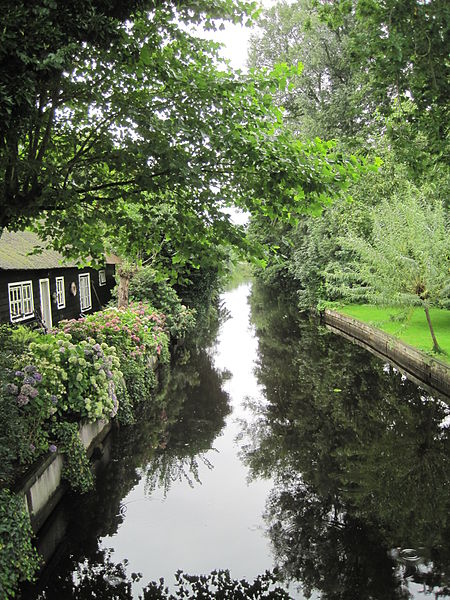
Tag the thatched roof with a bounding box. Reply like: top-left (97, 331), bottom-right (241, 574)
top-left (0, 230), bottom-right (118, 270)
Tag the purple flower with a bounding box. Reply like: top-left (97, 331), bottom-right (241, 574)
top-left (20, 383), bottom-right (36, 397)
top-left (59, 347), bottom-right (65, 353)
top-left (29, 387), bottom-right (39, 398)
top-left (49, 444), bottom-right (57, 453)
top-left (15, 370), bottom-right (24, 377)
top-left (17, 394), bottom-right (29, 406)
top-left (5, 383), bottom-right (18, 395)
top-left (106, 370), bottom-right (113, 380)
top-left (93, 343), bottom-right (102, 353)
top-left (23, 376), bottom-right (35, 385)
top-left (24, 365), bottom-right (37, 374)
top-left (33, 372), bottom-right (42, 382)
top-left (50, 395), bottom-right (58, 405)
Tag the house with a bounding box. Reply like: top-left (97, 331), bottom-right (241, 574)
top-left (0, 230), bottom-right (118, 330)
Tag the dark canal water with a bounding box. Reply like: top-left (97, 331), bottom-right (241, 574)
top-left (21, 283), bottom-right (450, 599)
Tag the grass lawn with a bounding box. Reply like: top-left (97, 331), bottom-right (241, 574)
top-left (337, 304), bottom-right (450, 364)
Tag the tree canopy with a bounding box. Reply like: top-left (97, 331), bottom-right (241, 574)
top-left (1, 0), bottom-right (363, 281)
top-left (246, 0), bottom-right (449, 316)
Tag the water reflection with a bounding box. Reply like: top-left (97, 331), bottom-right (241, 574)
top-left (22, 284), bottom-right (277, 599)
top-left (242, 282), bottom-right (450, 599)
top-left (21, 282), bottom-right (450, 599)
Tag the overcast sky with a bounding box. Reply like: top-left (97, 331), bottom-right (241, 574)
top-left (200, 0), bottom-right (278, 71)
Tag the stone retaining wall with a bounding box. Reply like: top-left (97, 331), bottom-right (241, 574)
top-left (14, 419), bottom-right (111, 532)
top-left (324, 309), bottom-right (450, 400)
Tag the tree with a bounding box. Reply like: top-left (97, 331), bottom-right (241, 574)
top-left (0, 0), bottom-right (260, 227)
top-left (335, 190), bottom-right (449, 353)
top-left (1, 0), bottom-right (361, 301)
top-left (247, 0), bottom-right (377, 146)
top-left (317, 0), bottom-right (450, 164)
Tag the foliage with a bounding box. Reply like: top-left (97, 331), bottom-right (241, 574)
top-left (0, 327), bottom-right (32, 483)
top-left (0, 489), bottom-right (41, 598)
top-left (60, 303), bottom-right (169, 404)
top-left (0, 0), bottom-right (260, 226)
top-left (0, 302), bottom-right (169, 488)
top-left (1, 0), bottom-right (362, 287)
top-left (331, 190), bottom-right (449, 351)
top-left (334, 192), bottom-right (449, 307)
top-left (317, 0), bottom-right (450, 163)
top-left (52, 422), bottom-right (94, 493)
top-left (223, 259), bottom-right (253, 291)
top-left (128, 267), bottom-right (196, 338)
top-left (248, 0), bottom-right (375, 146)
top-left (61, 303), bottom-right (169, 363)
top-left (247, 1), bottom-right (448, 316)
top-left (26, 331), bottom-right (124, 421)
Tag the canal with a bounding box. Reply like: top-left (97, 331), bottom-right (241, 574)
top-left (22, 282), bottom-right (450, 599)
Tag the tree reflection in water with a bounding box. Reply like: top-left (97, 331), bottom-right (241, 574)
top-left (142, 346), bottom-right (231, 496)
top-left (21, 285), bottom-right (450, 600)
top-left (242, 282), bottom-right (450, 599)
top-left (21, 343), bottom-right (233, 600)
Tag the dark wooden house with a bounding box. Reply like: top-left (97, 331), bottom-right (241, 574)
top-left (0, 230), bottom-right (117, 330)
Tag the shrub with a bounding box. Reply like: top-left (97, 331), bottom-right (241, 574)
top-left (60, 303), bottom-right (169, 405)
top-left (52, 422), bottom-right (93, 493)
top-left (60, 303), bottom-right (169, 363)
top-left (22, 332), bottom-right (124, 422)
top-left (128, 267), bottom-right (196, 338)
top-left (0, 489), bottom-right (41, 598)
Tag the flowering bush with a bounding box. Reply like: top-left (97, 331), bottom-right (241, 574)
top-left (60, 302), bottom-right (169, 363)
top-left (128, 266), bottom-right (197, 338)
top-left (60, 303), bottom-right (169, 404)
top-left (27, 333), bottom-right (124, 422)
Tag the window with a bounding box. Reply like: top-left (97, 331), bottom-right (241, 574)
top-left (78, 273), bottom-right (92, 311)
top-left (55, 277), bottom-right (65, 309)
top-left (98, 269), bottom-right (106, 286)
top-left (8, 281), bottom-right (34, 322)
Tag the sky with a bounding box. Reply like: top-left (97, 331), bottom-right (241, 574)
top-left (200, 0), bottom-right (278, 71)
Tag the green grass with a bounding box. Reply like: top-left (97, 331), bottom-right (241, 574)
top-left (337, 304), bottom-right (450, 364)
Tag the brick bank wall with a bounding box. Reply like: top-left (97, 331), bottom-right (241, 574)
top-left (323, 309), bottom-right (450, 400)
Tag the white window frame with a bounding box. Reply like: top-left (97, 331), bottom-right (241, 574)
top-left (55, 276), bottom-right (66, 309)
top-left (98, 269), bottom-right (106, 286)
top-left (8, 280), bottom-right (34, 323)
top-left (78, 273), bottom-right (92, 312)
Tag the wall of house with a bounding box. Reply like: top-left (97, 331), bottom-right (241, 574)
top-left (0, 264), bottom-right (115, 327)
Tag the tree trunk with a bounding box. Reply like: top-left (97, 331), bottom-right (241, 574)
top-left (117, 271), bottom-right (131, 308)
top-left (424, 304), bottom-right (443, 354)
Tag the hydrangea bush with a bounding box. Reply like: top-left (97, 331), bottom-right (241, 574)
top-left (1, 303), bottom-right (170, 471)
top-left (60, 303), bottom-right (170, 405)
top-left (0, 302), bottom-right (184, 598)
top-left (60, 302), bottom-right (169, 362)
